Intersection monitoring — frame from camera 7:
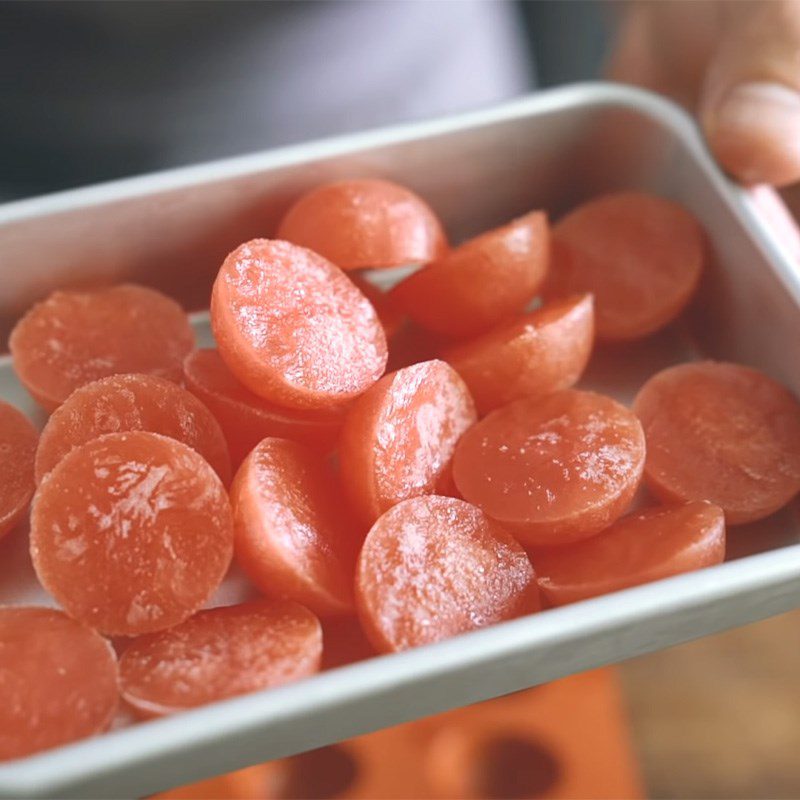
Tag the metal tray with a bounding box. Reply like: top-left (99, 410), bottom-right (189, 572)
top-left (2, 82), bottom-right (800, 799)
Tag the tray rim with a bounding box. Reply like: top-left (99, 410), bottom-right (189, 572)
top-left (3, 547), bottom-right (800, 798)
top-left (2, 81), bottom-right (800, 798)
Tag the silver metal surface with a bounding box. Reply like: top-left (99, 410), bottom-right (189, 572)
top-left (1, 82), bottom-right (800, 798)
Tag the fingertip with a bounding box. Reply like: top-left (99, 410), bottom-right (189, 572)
top-left (706, 82), bottom-right (800, 187)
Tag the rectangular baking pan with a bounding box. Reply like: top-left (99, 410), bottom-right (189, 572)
top-left (1, 82), bottom-right (800, 799)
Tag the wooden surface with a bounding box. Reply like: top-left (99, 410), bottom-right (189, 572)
top-left (621, 609), bottom-right (800, 799)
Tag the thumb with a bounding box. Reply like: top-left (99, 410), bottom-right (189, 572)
top-left (701, 0), bottom-right (800, 187)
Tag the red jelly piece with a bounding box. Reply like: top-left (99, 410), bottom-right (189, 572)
top-left (30, 431), bottom-right (233, 636)
top-left (0, 606), bottom-right (118, 761)
top-left (0, 400), bottom-right (38, 540)
top-left (183, 349), bottom-right (345, 466)
top-left (119, 600), bottom-right (321, 717)
top-left (452, 390), bottom-right (646, 546)
top-left (443, 294), bottom-right (595, 415)
top-left (546, 192), bottom-right (705, 341)
top-left (211, 239), bottom-right (388, 409)
top-left (634, 361), bottom-right (800, 524)
top-left (356, 496), bottom-right (539, 653)
top-left (35, 373), bottom-right (231, 485)
top-left (276, 179), bottom-right (448, 270)
top-left (9, 284), bottom-right (194, 411)
top-left (339, 360), bottom-right (477, 525)
top-left (532, 502), bottom-right (726, 605)
top-left (391, 211), bottom-right (549, 339)
top-left (230, 438), bottom-right (359, 617)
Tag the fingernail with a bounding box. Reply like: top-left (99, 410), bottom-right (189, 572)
top-left (709, 82), bottom-right (800, 186)
top-left (714, 82), bottom-right (800, 137)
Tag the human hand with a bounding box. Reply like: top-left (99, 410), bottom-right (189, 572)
top-left (608, 1), bottom-right (800, 187)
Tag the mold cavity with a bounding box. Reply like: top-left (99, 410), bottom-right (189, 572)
top-left (272, 744), bottom-right (358, 799)
top-left (470, 735), bottom-right (561, 799)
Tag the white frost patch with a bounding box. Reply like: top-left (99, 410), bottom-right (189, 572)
top-left (126, 595), bottom-right (163, 627)
top-left (57, 537), bottom-right (87, 561)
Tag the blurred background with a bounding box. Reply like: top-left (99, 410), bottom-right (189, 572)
top-left (3, 1), bottom-right (800, 797)
top-left (1, 1), bottom-right (610, 200)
